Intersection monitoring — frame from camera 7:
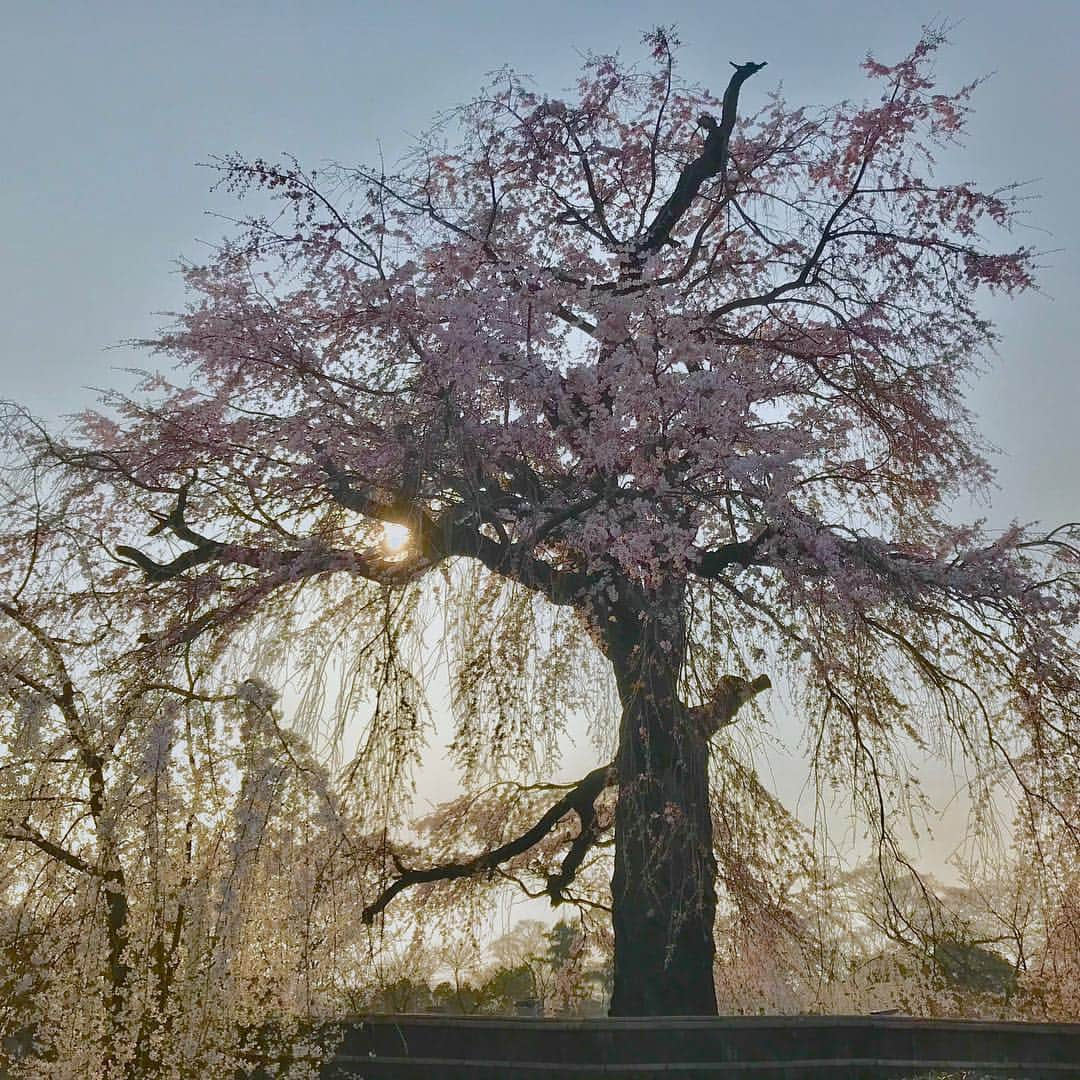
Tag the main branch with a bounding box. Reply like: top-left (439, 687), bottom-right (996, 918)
top-left (638, 60), bottom-right (766, 256)
top-left (324, 461), bottom-right (593, 607)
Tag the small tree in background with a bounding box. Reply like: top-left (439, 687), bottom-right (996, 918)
top-left (15, 28), bottom-right (1079, 1015)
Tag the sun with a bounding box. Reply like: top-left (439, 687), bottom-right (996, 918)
top-left (381, 521), bottom-right (411, 556)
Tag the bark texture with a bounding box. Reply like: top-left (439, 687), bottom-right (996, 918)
top-left (608, 597), bottom-right (718, 1016)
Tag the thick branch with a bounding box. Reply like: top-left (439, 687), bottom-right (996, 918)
top-left (638, 60), bottom-right (766, 255)
top-left (115, 540), bottom-right (221, 581)
top-left (118, 535), bottom-right (427, 587)
top-left (3, 823), bottom-right (98, 877)
top-left (117, 481), bottom-right (430, 587)
top-left (544, 798), bottom-right (603, 905)
top-left (361, 763), bottom-right (614, 923)
top-left (688, 673), bottom-right (771, 738)
top-left (324, 462), bottom-right (592, 607)
top-left (695, 525), bottom-right (773, 577)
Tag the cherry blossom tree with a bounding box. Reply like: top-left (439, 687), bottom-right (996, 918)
top-left (32, 29), bottom-right (1079, 1015)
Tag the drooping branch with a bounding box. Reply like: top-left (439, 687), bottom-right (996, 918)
top-left (112, 464), bottom-right (598, 653)
top-left (638, 60), bottom-right (766, 256)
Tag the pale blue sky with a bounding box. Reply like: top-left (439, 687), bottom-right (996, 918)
top-left (3, 1), bottom-right (1077, 524)
top-left (3, 2), bottom-right (1077, 880)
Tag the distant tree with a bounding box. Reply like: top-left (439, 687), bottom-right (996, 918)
top-left (932, 937), bottom-right (1015, 998)
top-left (27, 27), bottom-right (1079, 1015)
top-left (374, 976), bottom-right (434, 1013)
top-left (484, 918), bottom-right (604, 1015)
top-left (489, 920), bottom-right (557, 1009)
top-left (545, 919), bottom-right (582, 964)
top-left (480, 962), bottom-right (536, 1012)
top-left (490, 920), bottom-right (553, 971)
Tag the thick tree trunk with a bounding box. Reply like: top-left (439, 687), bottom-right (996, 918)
top-left (607, 598), bottom-right (718, 1016)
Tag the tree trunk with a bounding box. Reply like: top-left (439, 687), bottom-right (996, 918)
top-left (102, 868), bottom-right (133, 1076)
top-left (607, 595), bottom-right (718, 1016)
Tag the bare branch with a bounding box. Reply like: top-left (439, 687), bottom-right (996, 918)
top-left (638, 60), bottom-right (766, 256)
top-left (688, 673), bottom-right (771, 738)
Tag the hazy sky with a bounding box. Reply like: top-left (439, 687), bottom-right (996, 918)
top-left (3, 1), bottom-right (1077, 520)
top-left (3, 2), bottom-right (1077, 880)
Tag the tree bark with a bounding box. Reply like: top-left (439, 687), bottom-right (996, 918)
top-left (607, 593), bottom-right (718, 1016)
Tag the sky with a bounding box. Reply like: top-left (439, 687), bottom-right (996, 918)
top-left (3, 1), bottom-right (1077, 519)
top-left (2, 1), bottom-right (1078, 887)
